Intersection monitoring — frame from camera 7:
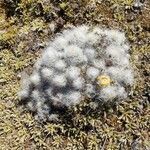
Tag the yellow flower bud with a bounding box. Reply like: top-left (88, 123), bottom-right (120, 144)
top-left (97, 75), bottom-right (111, 87)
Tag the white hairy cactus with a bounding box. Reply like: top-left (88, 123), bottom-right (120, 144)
top-left (19, 25), bottom-right (134, 121)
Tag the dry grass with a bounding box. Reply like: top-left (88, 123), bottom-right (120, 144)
top-left (0, 0), bottom-right (149, 149)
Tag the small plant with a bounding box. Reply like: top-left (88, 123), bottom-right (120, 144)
top-left (19, 26), bottom-right (134, 121)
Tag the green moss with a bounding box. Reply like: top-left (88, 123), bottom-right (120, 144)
top-left (0, 0), bottom-right (149, 149)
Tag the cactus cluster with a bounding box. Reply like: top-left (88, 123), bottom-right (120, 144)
top-left (19, 26), bottom-right (134, 121)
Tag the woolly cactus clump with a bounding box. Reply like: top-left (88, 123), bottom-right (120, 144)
top-left (19, 26), bottom-right (134, 121)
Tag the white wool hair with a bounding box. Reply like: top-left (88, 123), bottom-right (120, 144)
top-left (65, 45), bottom-right (87, 64)
top-left (52, 74), bottom-right (67, 87)
top-left (100, 86), bottom-right (117, 101)
top-left (18, 89), bottom-right (29, 100)
top-left (86, 31), bottom-right (100, 44)
top-left (106, 67), bottom-right (134, 85)
top-left (64, 91), bottom-right (81, 106)
top-left (85, 84), bottom-right (95, 98)
top-left (117, 86), bottom-right (127, 99)
top-left (36, 103), bottom-right (50, 121)
top-left (104, 29), bottom-right (126, 45)
top-left (27, 101), bottom-right (35, 111)
top-left (55, 93), bottom-right (64, 100)
top-left (106, 45), bottom-right (124, 58)
top-left (19, 25), bottom-right (134, 121)
top-left (122, 44), bottom-right (130, 52)
top-left (45, 88), bottom-right (53, 97)
top-left (105, 44), bottom-right (130, 67)
top-left (100, 85), bottom-right (127, 101)
top-left (41, 68), bottom-right (54, 80)
top-left (92, 27), bottom-right (104, 35)
top-left (63, 25), bottom-right (89, 45)
top-left (54, 60), bottom-right (66, 71)
top-left (93, 59), bottom-right (105, 70)
top-left (100, 86), bottom-right (116, 100)
top-left (84, 48), bottom-right (96, 60)
top-left (122, 69), bottom-right (134, 85)
top-left (86, 67), bottom-right (100, 80)
top-left (72, 77), bottom-right (85, 90)
top-left (67, 66), bottom-right (81, 80)
top-left (42, 48), bottom-right (58, 66)
top-left (51, 36), bottom-right (68, 51)
top-left (35, 104), bottom-right (50, 121)
top-left (119, 56), bottom-right (130, 67)
top-left (30, 73), bottom-right (40, 86)
top-left (31, 90), bottom-right (41, 101)
top-left (47, 114), bottom-right (59, 122)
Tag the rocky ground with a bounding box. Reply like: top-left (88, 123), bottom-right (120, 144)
top-left (0, 0), bottom-right (149, 149)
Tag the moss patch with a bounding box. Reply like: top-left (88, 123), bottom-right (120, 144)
top-left (0, 0), bottom-right (149, 149)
